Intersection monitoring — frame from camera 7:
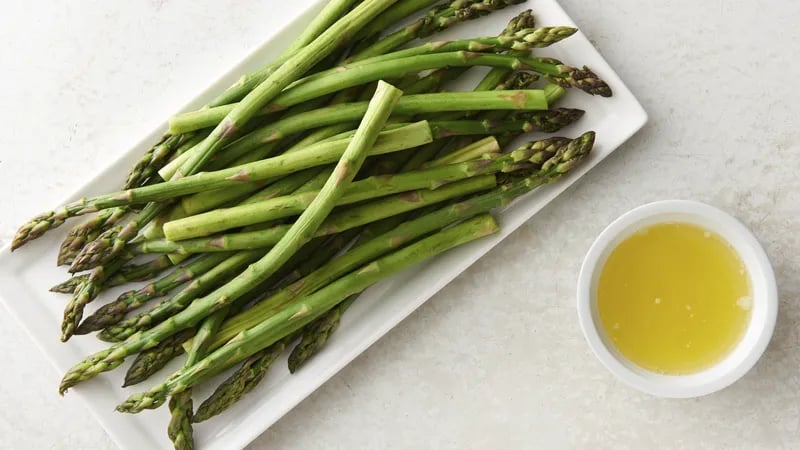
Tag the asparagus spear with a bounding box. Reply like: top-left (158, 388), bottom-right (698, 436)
top-left (124, 132), bottom-right (207, 195)
top-left (123, 329), bottom-right (195, 387)
top-left (14, 122), bottom-right (432, 252)
top-left (57, 207), bottom-right (129, 266)
top-left (351, 0), bottom-right (441, 46)
top-left (49, 276), bottom-right (89, 295)
top-left (192, 337), bottom-right (291, 423)
top-left (61, 253), bottom-right (136, 341)
top-left (288, 295), bottom-right (356, 373)
top-left (348, 0), bottom-right (526, 61)
top-left (58, 81), bottom-right (403, 393)
top-left (124, 134), bottom-right (195, 190)
top-left (505, 7), bottom-right (535, 32)
top-left (167, 391), bottom-right (194, 450)
top-left (312, 26), bottom-right (579, 75)
top-left (202, 132), bottom-right (594, 350)
top-left (133, 176), bottom-right (494, 255)
top-left (167, 289), bottom-right (234, 449)
top-left (75, 253), bottom-right (232, 333)
top-left (49, 255), bottom-right (172, 295)
top-left (168, 51), bottom-right (602, 134)
top-left (117, 214), bottom-right (501, 413)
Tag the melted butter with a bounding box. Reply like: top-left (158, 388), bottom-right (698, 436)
top-left (597, 222), bottom-right (752, 374)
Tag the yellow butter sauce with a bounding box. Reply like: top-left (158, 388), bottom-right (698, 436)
top-left (597, 222), bottom-right (752, 374)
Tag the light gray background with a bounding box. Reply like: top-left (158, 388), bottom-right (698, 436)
top-left (1, 1), bottom-right (798, 449)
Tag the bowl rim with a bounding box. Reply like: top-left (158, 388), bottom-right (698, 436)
top-left (576, 199), bottom-right (778, 398)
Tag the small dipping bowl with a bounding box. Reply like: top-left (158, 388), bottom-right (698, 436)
top-left (576, 200), bottom-right (777, 398)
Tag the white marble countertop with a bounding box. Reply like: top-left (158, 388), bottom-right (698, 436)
top-left (1, 1), bottom-right (799, 449)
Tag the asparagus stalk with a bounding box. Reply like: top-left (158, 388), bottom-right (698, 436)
top-left (348, 0), bottom-right (526, 61)
top-left (117, 214), bottom-right (501, 413)
top-left (167, 391), bottom-right (194, 450)
top-left (288, 295), bottom-right (355, 373)
top-left (123, 329), bottom-right (195, 387)
top-left (125, 132), bottom-right (206, 194)
top-left (57, 207), bottom-right (129, 266)
top-left (167, 51), bottom-right (601, 134)
top-left (185, 307), bottom-right (229, 367)
top-left (49, 276), bottom-right (89, 295)
top-left (75, 253), bottom-right (232, 334)
top-left (15, 122), bottom-right (432, 249)
top-left (50, 255), bottom-right (172, 295)
top-left (351, 0), bottom-right (441, 46)
top-left (312, 26), bottom-right (579, 75)
top-left (203, 132), bottom-right (593, 350)
top-left (61, 253), bottom-right (135, 341)
top-left (58, 81), bottom-right (403, 393)
top-left (192, 337), bottom-right (291, 423)
top-left (133, 175), bottom-right (494, 255)
top-left (169, 89), bottom-right (547, 141)
top-left (168, 300), bottom-right (234, 445)
top-left (124, 133), bottom-right (195, 190)
top-left (505, 8), bottom-right (535, 32)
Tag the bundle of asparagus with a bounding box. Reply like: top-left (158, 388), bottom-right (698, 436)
top-left (11, 1), bottom-right (610, 448)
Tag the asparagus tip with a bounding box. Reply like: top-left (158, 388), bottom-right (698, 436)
top-left (553, 65), bottom-right (613, 97)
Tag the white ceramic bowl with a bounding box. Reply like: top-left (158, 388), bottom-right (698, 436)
top-left (576, 200), bottom-right (778, 398)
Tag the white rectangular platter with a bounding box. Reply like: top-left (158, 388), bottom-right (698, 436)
top-left (0, 0), bottom-right (647, 449)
